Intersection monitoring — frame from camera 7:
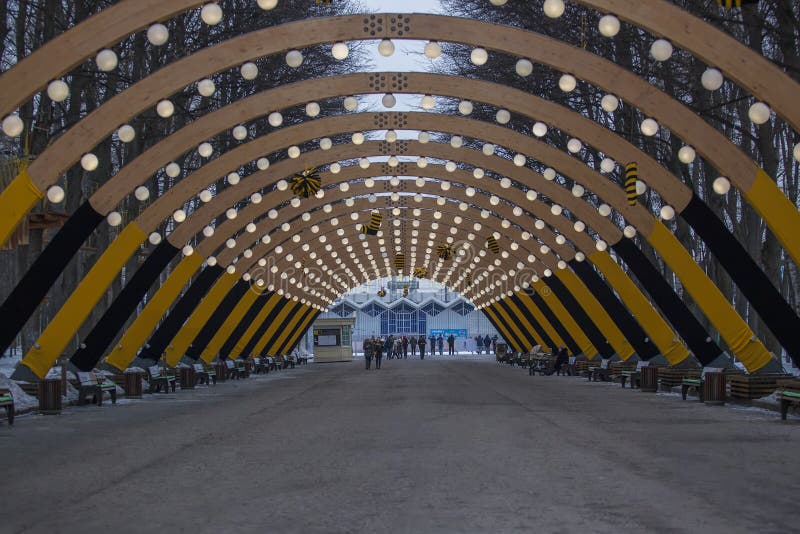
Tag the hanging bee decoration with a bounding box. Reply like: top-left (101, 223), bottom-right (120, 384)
top-left (290, 167), bottom-right (321, 199)
top-left (414, 267), bottom-right (428, 279)
top-left (394, 253), bottom-right (405, 272)
top-left (403, 285), bottom-right (409, 297)
top-left (465, 273), bottom-right (473, 288)
top-left (486, 235), bottom-right (500, 254)
top-left (437, 243), bottom-right (453, 261)
top-left (377, 287), bottom-right (387, 298)
top-left (625, 162), bottom-right (638, 206)
top-left (360, 211), bottom-right (383, 236)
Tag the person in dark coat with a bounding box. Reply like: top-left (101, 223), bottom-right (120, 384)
top-left (491, 334), bottom-right (498, 354)
top-left (363, 337), bottom-right (373, 370)
top-left (401, 336), bottom-right (409, 359)
top-left (429, 334), bottom-right (436, 357)
top-left (437, 335), bottom-right (444, 356)
top-left (410, 336), bottom-right (418, 358)
top-left (385, 335), bottom-right (394, 359)
top-left (474, 335), bottom-right (482, 355)
top-left (373, 338), bottom-right (383, 369)
top-left (554, 346), bottom-right (569, 375)
top-left (483, 335), bottom-right (492, 354)
top-left (418, 336), bottom-right (426, 359)
top-left (447, 334), bottom-right (456, 356)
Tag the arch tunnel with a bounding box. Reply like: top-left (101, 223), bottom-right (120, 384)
top-left (1, 0), bottom-right (799, 385)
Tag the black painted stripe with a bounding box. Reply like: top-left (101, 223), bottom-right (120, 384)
top-left (612, 238), bottom-right (722, 365)
top-left (569, 259), bottom-right (659, 360)
top-left (509, 294), bottom-right (556, 352)
top-left (0, 201), bottom-right (103, 355)
top-left (218, 291), bottom-right (274, 359)
top-left (285, 311), bottom-right (320, 353)
top-left (71, 241), bottom-right (180, 371)
top-left (497, 298), bottom-right (536, 351)
top-left (186, 281), bottom-right (250, 360)
top-left (481, 308), bottom-right (521, 353)
top-left (681, 194), bottom-right (800, 367)
top-left (261, 301), bottom-right (303, 355)
top-left (275, 307), bottom-right (316, 355)
top-left (528, 292), bottom-right (582, 356)
top-left (240, 296), bottom-right (291, 357)
top-left (141, 265), bottom-right (225, 362)
top-left (543, 275), bottom-right (615, 358)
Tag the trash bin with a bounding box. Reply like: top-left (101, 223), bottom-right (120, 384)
top-left (179, 366), bottom-right (196, 389)
top-left (640, 366), bottom-right (659, 392)
top-left (213, 361), bottom-right (227, 382)
top-left (38, 377), bottom-right (62, 415)
top-left (703, 371), bottom-right (726, 405)
top-left (124, 369), bottom-right (143, 398)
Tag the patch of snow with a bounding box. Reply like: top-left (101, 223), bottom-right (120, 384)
top-left (0, 373), bottom-right (38, 413)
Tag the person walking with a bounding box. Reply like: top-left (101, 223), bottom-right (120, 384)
top-left (418, 336), bottom-right (426, 359)
top-left (483, 334), bottom-right (492, 355)
top-left (374, 338), bottom-right (383, 369)
top-left (447, 334), bottom-right (456, 356)
top-left (491, 334), bottom-right (498, 354)
top-left (410, 335), bottom-right (418, 358)
top-left (363, 337), bottom-right (373, 370)
top-left (385, 335), bottom-right (394, 360)
top-left (429, 334), bottom-right (436, 357)
top-left (393, 338), bottom-right (402, 359)
top-left (437, 334), bottom-right (444, 356)
top-left (401, 335), bottom-right (409, 359)
top-left (474, 335), bottom-right (482, 355)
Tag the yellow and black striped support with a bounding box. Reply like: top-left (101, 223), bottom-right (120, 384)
top-left (486, 235), bottom-right (500, 254)
top-left (715, 0), bottom-right (757, 8)
top-left (394, 253), bottom-right (405, 272)
top-left (625, 162), bottom-right (638, 206)
top-left (413, 267), bottom-right (428, 279)
top-left (290, 168), bottom-right (321, 198)
top-left (360, 211), bottom-right (382, 235)
top-left (437, 244), bottom-right (453, 261)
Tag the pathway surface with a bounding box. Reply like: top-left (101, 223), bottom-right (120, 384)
top-left (1, 358), bottom-right (798, 533)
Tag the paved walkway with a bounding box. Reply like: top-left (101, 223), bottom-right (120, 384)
top-left (1, 359), bottom-right (797, 533)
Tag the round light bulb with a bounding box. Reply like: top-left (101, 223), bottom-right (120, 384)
top-left (417, 157), bottom-right (428, 168)
top-left (424, 41), bottom-right (442, 59)
top-left (601, 94), bottom-right (619, 112)
top-left (305, 102), bottom-right (320, 117)
top-left (257, 0), bottom-right (278, 9)
top-left (287, 146), bottom-right (301, 158)
top-left (257, 158), bottom-right (270, 170)
top-left (197, 142), bottom-right (213, 158)
top-left (343, 96), bottom-right (358, 111)
top-left (496, 109), bottom-right (511, 124)
top-left (320, 137), bottom-right (332, 150)
top-left (598, 204), bottom-right (612, 217)
top-left (134, 186), bottom-right (150, 201)
top-left (267, 112), bottom-right (283, 127)
top-left (446, 161), bottom-right (457, 172)
top-left (458, 100), bottom-right (473, 115)
top-left (650, 39), bottom-right (673, 61)
top-left (148, 232), bottom-right (162, 245)
top-left (526, 190), bottom-right (537, 201)
top-left (451, 135), bottom-right (463, 148)
top-left (678, 146), bottom-right (696, 164)
top-left (240, 62), bottom-right (258, 80)
top-left (200, 3), bottom-right (223, 25)
top-left (226, 208), bottom-right (237, 220)
top-left (107, 211), bottom-right (122, 226)
top-left (640, 118), bottom-right (659, 136)
top-left (197, 78), bottom-right (216, 97)
top-left (598, 15), bottom-right (620, 37)
top-left (559, 74), bottom-right (577, 92)
top-left (352, 132), bottom-right (365, 145)
top-left (47, 80), bottom-right (69, 102)
top-left (660, 205), bottom-right (676, 220)
top-left (156, 100), bottom-right (174, 118)
top-left (713, 176), bottom-right (731, 195)
top-left (285, 50), bottom-right (304, 68)
top-left (2, 115), bottom-right (23, 137)
top-left (206, 256), bottom-right (217, 266)
top-left (232, 125), bottom-right (248, 140)
top-left (600, 158), bottom-right (616, 173)
top-left (80, 153), bottom-right (99, 171)
top-left (748, 102), bottom-right (771, 125)
top-left (199, 190), bottom-right (212, 203)
top-left (567, 138), bottom-right (583, 153)
top-left (227, 172), bottom-right (240, 185)
top-left (331, 42), bottom-right (349, 60)
top-left (532, 122), bottom-right (547, 137)
top-left (473, 168), bottom-right (485, 179)
top-left (46, 185), bottom-right (65, 203)
top-left (382, 93), bottom-right (396, 108)
top-left (95, 49), bottom-right (118, 71)
top-left (172, 209), bottom-right (186, 223)
top-left (516, 58), bottom-right (533, 77)
top-left (359, 158), bottom-right (370, 169)
top-left (636, 180), bottom-right (647, 195)
top-left (146, 24), bottom-right (169, 46)
top-left (572, 184), bottom-right (585, 197)
top-left (378, 39), bottom-right (395, 57)
top-left (470, 48), bottom-right (489, 66)
top-left (595, 240), bottom-right (608, 252)
top-left (574, 221), bottom-right (586, 232)
top-left (513, 154), bottom-right (527, 167)
top-left (623, 225), bottom-right (637, 239)
top-left (250, 192), bottom-right (262, 204)
top-left (543, 168), bottom-right (556, 180)
top-left (701, 68), bottom-right (724, 91)
top-left (330, 163), bottom-right (341, 174)
top-left (543, 0), bottom-right (565, 18)
top-left (117, 125), bottom-right (135, 143)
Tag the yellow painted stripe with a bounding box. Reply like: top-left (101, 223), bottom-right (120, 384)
top-left (199, 286), bottom-right (263, 363)
top-left (0, 169), bottom-right (44, 248)
top-left (105, 254), bottom-right (203, 371)
top-left (588, 251), bottom-right (690, 365)
top-left (494, 297), bottom-right (534, 352)
top-left (228, 293), bottom-right (282, 360)
top-left (514, 291), bottom-right (566, 351)
top-left (252, 299), bottom-right (299, 356)
top-left (743, 169), bottom-right (800, 268)
top-left (506, 297), bottom-right (548, 350)
top-left (556, 269), bottom-right (635, 360)
top-left (483, 305), bottom-right (522, 353)
top-left (20, 223), bottom-right (146, 378)
top-left (165, 273), bottom-right (238, 366)
top-left (647, 220), bottom-right (774, 372)
top-left (266, 303), bottom-right (310, 355)
top-left (280, 310), bottom-right (317, 353)
top-left (534, 280), bottom-right (598, 358)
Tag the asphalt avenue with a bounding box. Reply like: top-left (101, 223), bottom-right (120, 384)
top-left (1, 358), bottom-right (797, 533)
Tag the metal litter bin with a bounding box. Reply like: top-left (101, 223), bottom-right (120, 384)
top-left (213, 361), bottom-right (227, 382)
top-left (703, 372), bottom-right (726, 405)
top-left (38, 377), bottom-right (62, 414)
top-left (124, 369), bottom-right (143, 398)
top-left (640, 366), bottom-right (659, 392)
top-left (180, 366), bottom-right (196, 389)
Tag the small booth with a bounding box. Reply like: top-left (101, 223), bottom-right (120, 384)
top-left (312, 317), bottom-right (355, 363)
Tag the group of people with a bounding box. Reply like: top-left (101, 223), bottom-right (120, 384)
top-left (361, 333), bottom-right (459, 369)
top-left (473, 334), bottom-right (499, 355)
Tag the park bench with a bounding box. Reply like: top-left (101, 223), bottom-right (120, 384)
top-left (147, 365), bottom-right (176, 393)
top-left (657, 366), bottom-right (700, 391)
top-left (529, 355), bottom-right (555, 376)
top-left (588, 359), bottom-right (611, 381)
top-left (283, 354), bottom-right (296, 369)
top-left (193, 363), bottom-right (216, 385)
top-left (680, 368), bottom-right (733, 401)
top-left (223, 359), bottom-right (246, 379)
top-left (74, 371), bottom-right (117, 406)
top-left (264, 356), bottom-right (278, 371)
top-left (777, 379), bottom-right (800, 420)
top-left (235, 359), bottom-right (251, 378)
top-left (619, 361), bottom-right (649, 389)
top-left (297, 353), bottom-right (309, 365)
top-left (250, 357), bottom-right (268, 374)
top-left (0, 388), bottom-right (14, 425)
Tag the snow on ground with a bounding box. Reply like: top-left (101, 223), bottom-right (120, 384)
top-left (0, 373), bottom-right (38, 413)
